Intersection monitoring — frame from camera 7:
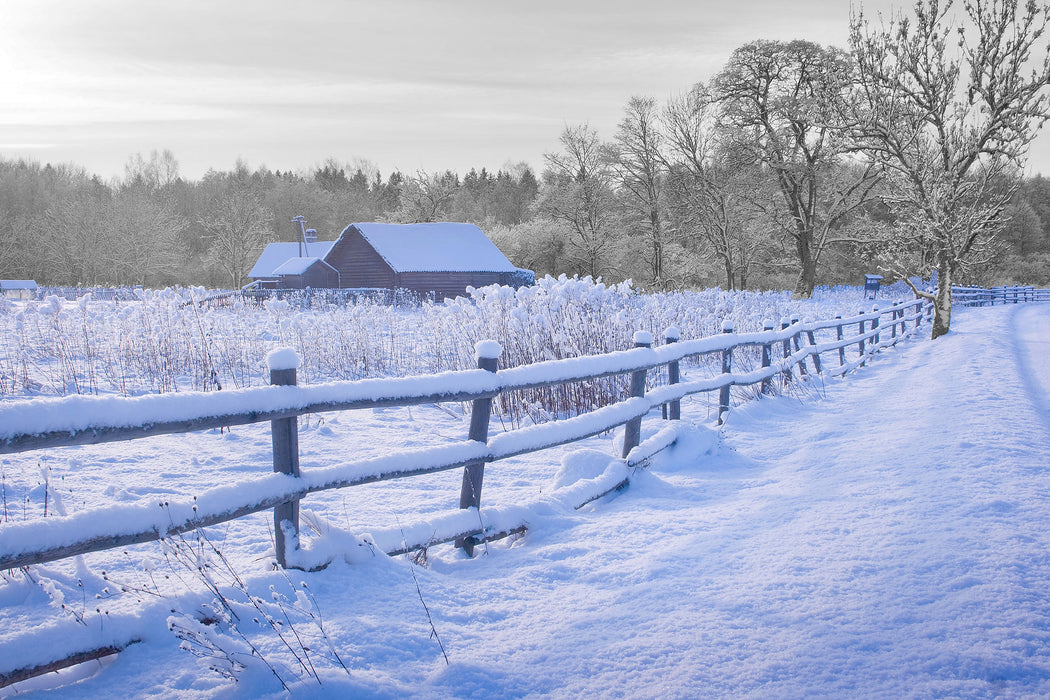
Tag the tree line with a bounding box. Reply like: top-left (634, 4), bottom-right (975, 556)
top-left (1, 0), bottom-right (1047, 335)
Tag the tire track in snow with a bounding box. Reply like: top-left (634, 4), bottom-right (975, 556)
top-left (1009, 303), bottom-right (1050, 436)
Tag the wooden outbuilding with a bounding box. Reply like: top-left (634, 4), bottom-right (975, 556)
top-left (248, 222), bottom-right (529, 299)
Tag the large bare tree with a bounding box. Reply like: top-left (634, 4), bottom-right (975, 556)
top-left (850, 0), bottom-right (1050, 338)
top-left (712, 40), bottom-right (880, 297)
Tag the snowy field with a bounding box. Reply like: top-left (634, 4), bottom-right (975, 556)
top-left (2, 298), bottom-right (1049, 697)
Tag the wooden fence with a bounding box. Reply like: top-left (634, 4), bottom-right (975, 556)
top-left (951, 285), bottom-right (1050, 306)
top-left (0, 298), bottom-right (933, 687)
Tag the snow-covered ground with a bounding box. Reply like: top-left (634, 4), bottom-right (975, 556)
top-left (2, 302), bottom-right (1049, 698)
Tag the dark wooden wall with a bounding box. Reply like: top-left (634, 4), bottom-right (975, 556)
top-left (326, 229), bottom-right (396, 288)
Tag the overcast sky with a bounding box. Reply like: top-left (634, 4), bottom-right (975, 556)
top-left (3, 0), bottom-right (1048, 181)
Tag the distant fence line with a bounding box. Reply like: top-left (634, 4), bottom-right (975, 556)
top-left (951, 285), bottom-right (1050, 306)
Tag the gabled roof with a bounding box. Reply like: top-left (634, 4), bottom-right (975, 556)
top-left (344, 223), bottom-right (516, 273)
top-left (271, 257), bottom-right (336, 276)
top-left (249, 241), bottom-right (336, 278)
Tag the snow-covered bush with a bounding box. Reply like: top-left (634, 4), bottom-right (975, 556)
top-left (0, 278), bottom-right (912, 418)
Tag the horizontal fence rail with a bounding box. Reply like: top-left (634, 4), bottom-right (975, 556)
top-left (0, 298), bottom-right (944, 688)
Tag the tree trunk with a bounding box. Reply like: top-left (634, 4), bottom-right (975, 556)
top-left (793, 231), bottom-right (817, 298)
top-left (931, 254), bottom-right (952, 340)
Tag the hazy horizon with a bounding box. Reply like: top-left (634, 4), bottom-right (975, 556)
top-left (3, 0), bottom-right (1049, 181)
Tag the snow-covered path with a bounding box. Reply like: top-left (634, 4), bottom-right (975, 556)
top-left (9, 303), bottom-right (1050, 698)
top-left (393, 302), bottom-right (1050, 699)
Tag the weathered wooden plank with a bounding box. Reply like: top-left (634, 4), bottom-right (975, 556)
top-left (458, 352), bottom-right (499, 555)
top-left (270, 366), bottom-right (301, 568)
top-left (0, 388), bottom-right (501, 455)
top-left (0, 642), bottom-right (138, 689)
top-left (621, 334), bottom-right (651, 458)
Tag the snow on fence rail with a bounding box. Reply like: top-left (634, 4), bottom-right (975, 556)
top-left (951, 285), bottom-right (1050, 306)
top-left (0, 299), bottom-right (932, 688)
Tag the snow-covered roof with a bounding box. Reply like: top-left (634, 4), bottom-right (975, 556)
top-left (346, 223), bottom-right (516, 273)
top-left (271, 257), bottom-right (331, 276)
top-left (249, 242), bottom-right (336, 278)
top-left (0, 280), bottom-right (38, 290)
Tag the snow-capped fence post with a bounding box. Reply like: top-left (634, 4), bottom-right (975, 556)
top-left (457, 340), bottom-right (501, 556)
top-left (622, 332), bottom-right (652, 458)
top-left (890, 303), bottom-right (899, 340)
top-left (718, 321), bottom-right (733, 425)
top-left (664, 327), bottom-right (681, 421)
top-left (835, 316), bottom-right (846, 367)
top-left (760, 320), bottom-right (774, 395)
top-left (268, 348), bottom-right (301, 569)
top-left (780, 318), bottom-right (794, 385)
top-left (805, 321), bottom-right (822, 374)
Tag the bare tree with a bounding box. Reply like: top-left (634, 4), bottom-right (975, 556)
top-left (611, 96), bottom-right (669, 287)
top-left (535, 124), bottom-right (623, 278)
top-left (395, 171), bottom-right (459, 223)
top-left (201, 188), bottom-right (270, 289)
top-left (662, 88), bottom-right (770, 290)
top-left (712, 40), bottom-right (881, 297)
top-left (850, 0), bottom-right (1050, 338)
top-left (106, 187), bottom-right (187, 286)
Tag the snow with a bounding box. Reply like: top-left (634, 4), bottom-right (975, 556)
top-left (269, 257), bottom-right (328, 276)
top-left (631, 330), bottom-right (653, 346)
top-left (2, 302), bottom-right (1050, 697)
top-left (473, 340), bottom-right (503, 361)
top-left (349, 223), bottom-right (518, 273)
top-left (265, 347), bottom-right (300, 372)
top-left (247, 241), bottom-right (337, 279)
top-left (0, 280), bottom-right (37, 291)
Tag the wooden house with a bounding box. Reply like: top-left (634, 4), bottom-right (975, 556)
top-left (248, 222), bottom-right (529, 299)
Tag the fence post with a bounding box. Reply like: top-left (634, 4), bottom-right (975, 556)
top-left (458, 341), bottom-right (501, 556)
top-left (791, 317), bottom-right (807, 377)
top-left (890, 302), bottom-right (899, 340)
top-left (760, 320), bottom-right (774, 395)
top-left (269, 349), bottom-right (301, 569)
top-left (871, 306), bottom-right (881, 351)
top-left (664, 326), bottom-right (681, 421)
top-left (718, 321), bottom-right (733, 425)
top-left (835, 316), bottom-right (845, 367)
top-left (781, 318), bottom-right (794, 384)
top-left (804, 320), bottom-right (822, 374)
top-left (622, 331), bottom-right (652, 458)
top-left (857, 311), bottom-right (866, 367)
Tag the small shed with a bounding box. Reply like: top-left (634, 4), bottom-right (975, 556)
top-left (271, 257), bottom-right (340, 289)
top-left (864, 274), bottom-right (883, 300)
top-left (1, 280), bottom-right (38, 300)
top-left (248, 241), bottom-right (337, 289)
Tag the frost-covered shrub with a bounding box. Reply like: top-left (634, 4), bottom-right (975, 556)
top-left (0, 278), bottom-right (913, 418)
